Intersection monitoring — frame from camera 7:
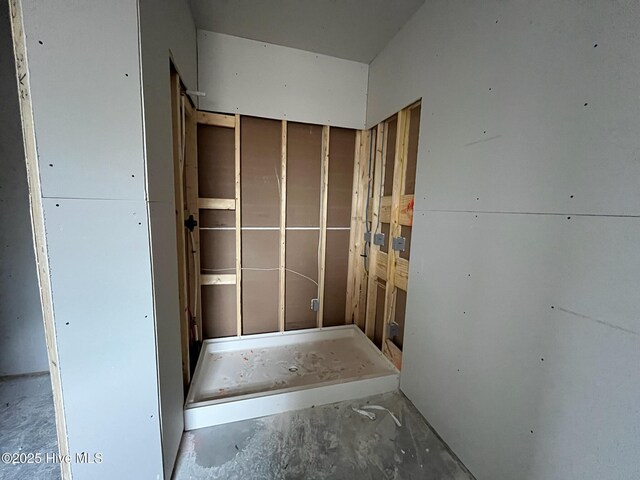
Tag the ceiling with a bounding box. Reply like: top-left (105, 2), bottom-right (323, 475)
top-left (189, 0), bottom-right (426, 63)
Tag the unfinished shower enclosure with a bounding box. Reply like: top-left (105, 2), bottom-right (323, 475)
top-left (170, 71), bottom-right (422, 429)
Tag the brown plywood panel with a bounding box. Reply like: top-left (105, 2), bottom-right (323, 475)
top-left (400, 225), bottom-right (412, 261)
top-left (200, 230), bottom-right (236, 272)
top-left (198, 124), bottom-right (235, 199)
top-left (392, 288), bottom-right (407, 349)
top-left (374, 279), bottom-right (386, 349)
top-left (242, 230), bottom-right (279, 334)
top-left (285, 230), bottom-right (319, 331)
top-left (287, 123), bottom-right (322, 227)
top-left (199, 210), bottom-right (235, 228)
top-left (405, 105), bottom-right (421, 195)
top-left (202, 285), bottom-right (236, 338)
top-left (323, 230), bottom-right (349, 326)
top-left (383, 116), bottom-right (397, 197)
top-left (241, 116), bottom-right (281, 227)
top-left (327, 128), bottom-right (356, 227)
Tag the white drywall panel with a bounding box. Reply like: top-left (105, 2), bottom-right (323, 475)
top-left (0, 1), bottom-right (47, 376)
top-left (198, 31), bottom-right (368, 129)
top-left (140, 0), bottom-right (197, 204)
top-left (43, 198), bottom-right (163, 479)
top-left (21, 0), bottom-right (146, 200)
top-left (367, 0), bottom-right (640, 216)
top-left (147, 200), bottom-right (185, 478)
top-left (139, 0), bottom-right (197, 476)
top-left (402, 211), bottom-right (640, 480)
top-left (367, 1), bottom-right (640, 479)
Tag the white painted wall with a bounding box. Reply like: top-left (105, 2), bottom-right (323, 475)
top-left (139, 0), bottom-right (197, 476)
top-left (198, 31), bottom-right (369, 129)
top-left (0, 1), bottom-right (47, 377)
top-left (367, 1), bottom-right (640, 479)
top-left (16, 0), bottom-right (195, 477)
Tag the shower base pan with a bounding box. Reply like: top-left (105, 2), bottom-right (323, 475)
top-left (184, 325), bottom-right (399, 430)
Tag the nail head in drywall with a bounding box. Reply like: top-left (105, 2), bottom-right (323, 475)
top-left (594, 44), bottom-right (598, 48)
top-left (38, 40), bottom-right (43, 45)
top-left (584, 103), bottom-right (588, 106)
top-left (49, 163), bottom-right (53, 167)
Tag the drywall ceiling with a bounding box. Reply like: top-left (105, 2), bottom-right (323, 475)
top-left (189, 0), bottom-right (426, 63)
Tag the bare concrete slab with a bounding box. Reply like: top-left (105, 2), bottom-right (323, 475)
top-left (174, 391), bottom-right (475, 480)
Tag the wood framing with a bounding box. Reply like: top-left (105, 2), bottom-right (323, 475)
top-left (9, 3), bottom-right (71, 477)
top-left (201, 274), bottom-right (236, 285)
top-left (279, 121), bottom-right (287, 332)
top-left (346, 130), bottom-right (370, 328)
top-left (317, 126), bottom-right (330, 327)
top-left (171, 70), bottom-right (191, 385)
top-left (364, 123), bottom-right (386, 339)
top-left (371, 194), bottom-right (414, 226)
top-left (198, 198), bottom-right (236, 210)
top-left (235, 115), bottom-right (242, 336)
top-left (381, 108), bottom-right (411, 348)
top-left (197, 111), bottom-right (236, 128)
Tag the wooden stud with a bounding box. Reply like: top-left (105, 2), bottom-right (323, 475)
top-left (383, 339), bottom-right (403, 370)
top-left (279, 121), bottom-right (287, 332)
top-left (185, 105), bottom-right (201, 343)
top-left (200, 274), bottom-right (236, 285)
top-left (197, 111), bottom-right (236, 128)
top-left (197, 198), bottom-right (236, 210)
top-left (364, 123), bottom-right (386, 339)
top-left (235, 115), bottom-right (242, 336)
top-left (381, 109), bottom-right (411, 349)
top-left (317, 126), bottom-right (330, 328)
top-left (170, 70), bottom-right (191, 384)
top-left (346, 130), bottom-right (370, 328)
top-left (9, 3), bottom-right (72, 477)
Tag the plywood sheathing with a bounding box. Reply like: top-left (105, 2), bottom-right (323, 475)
top-left (241, 117), bottom-right (281, 334)
top-left (285, 230), bottom-right (319, 330)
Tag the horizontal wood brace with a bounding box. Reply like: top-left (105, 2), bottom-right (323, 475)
top-left (196, 111), bottom-right (236, 128)
top-left (200, 274), bottom-right (236, 285)
top-left (198, 198), bottom-right (236, 210)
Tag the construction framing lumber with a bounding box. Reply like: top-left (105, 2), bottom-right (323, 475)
top-left (197, 111), bottom-right (236, 128)
top-left (279, 121), bottom-right (287, 332)
top-left (171, 71), bottom-right (191, 385)
top-left (317, 126), bottom-right (330, 327)
top-left (235, 115), bottom-right (242, 336)
top-left (200, 274), bottom-right (236, 285)
top-left (364, 123), bottom-right (386, 339)
top-left (198, 198), bottom-right (236, 210)
top-left (346, 130), bottom-right (370, 327)
top-left (381, 109), bottom-right (411, 348)
top-left (371, 194), bottom-right (414, 226)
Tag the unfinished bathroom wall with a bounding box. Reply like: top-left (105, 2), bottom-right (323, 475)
top-left (0, 1), bottom-right (47, 377)
top-left (367, 1), bottom-right (640, 479)
top-left (197, 31), bottom-right (368, 129)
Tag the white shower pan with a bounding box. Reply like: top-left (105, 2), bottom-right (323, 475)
top-left (184, 325), bottom-right (399, 430)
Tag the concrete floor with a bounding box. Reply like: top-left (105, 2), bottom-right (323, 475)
top-left (173, 391), bottom-right (474, 480)
top-left (0, 373), bottom-right (60, 480)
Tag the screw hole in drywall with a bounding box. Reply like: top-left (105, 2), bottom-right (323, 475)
top-left (131, 174), bottom-right (135, 177)
top-left (594, 44), bottom-right (598, 48)
top-left (584, 103), bottom-right (588, 107)
top-left (49, 163), bottom-right (53, 167)
top-left (567, 216), bottom-right (571, 220)
top-left (65, 322), bottom-right (69, 325)
top-left (541, 358), bottom-right (544, 361)
top-left (55, 204), bottom-right (59, 207)
top-left (570, 195), bottom-right (574, 198)
top-left (38, 40), bottom-right (43, 45)
top-left (551, 305), bottom-right (555, 309)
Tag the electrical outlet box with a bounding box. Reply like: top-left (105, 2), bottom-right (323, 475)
top-left (387, 321), bottom-right (400, 338)
top-left (310, 298), bottom-right (319, 312)
top-left (373, 232), bottom-right (385, 246)
top-left (392, 236), bottom-right (406, 252)
top-left (364, 231), bottom-right (372, 243)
